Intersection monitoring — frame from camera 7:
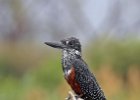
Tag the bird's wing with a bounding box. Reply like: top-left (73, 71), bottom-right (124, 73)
top-left (73, 59), bottom-right (106, 100)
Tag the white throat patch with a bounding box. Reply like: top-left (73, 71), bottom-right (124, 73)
top-left (63, 50), bottom-right (68, 58)
top-left (63, 49), bottom-right (81, 58)
top-left (75, 50), bottom-right (81, 56)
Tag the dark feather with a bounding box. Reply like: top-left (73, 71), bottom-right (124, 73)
top-left (73, 59), bottom-right (106, 100)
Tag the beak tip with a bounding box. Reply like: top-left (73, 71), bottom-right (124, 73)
top-left (44, 42), bottom-right (50, 45)
top-left (44, 41), bottom-right (64, 49)
top-left (44, 42), bottom-right (47, 45)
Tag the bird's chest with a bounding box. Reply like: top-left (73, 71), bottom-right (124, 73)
top-left (62, 50), bottom-right (75, 75)
top-left (65, 66), bottom-right (82, 95)
top-left (62, 50), bottom-right (82, 95)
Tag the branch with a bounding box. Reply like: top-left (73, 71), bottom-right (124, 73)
top-left (65, 91), bottom-right (83, 100)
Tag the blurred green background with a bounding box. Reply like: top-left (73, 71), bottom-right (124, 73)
top-left (0, 0), bottom-right (140, 100)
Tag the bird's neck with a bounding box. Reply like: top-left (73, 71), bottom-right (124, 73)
top-left (62, 49), bottom-right (81, 72)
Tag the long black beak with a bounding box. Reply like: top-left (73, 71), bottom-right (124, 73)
top-left (44, 42), bottom-right (66, 49)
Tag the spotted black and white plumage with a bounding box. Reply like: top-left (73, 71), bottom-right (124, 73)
top-left (45, 37), bottom-right (106, 100)
top-left (73, 59), bottom-right (106, 100)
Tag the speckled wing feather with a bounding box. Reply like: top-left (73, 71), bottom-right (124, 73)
top-left (73, 59), bottom-right (106, 100)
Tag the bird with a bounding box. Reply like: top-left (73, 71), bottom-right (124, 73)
top-left (45, 37), bottom-right (106, 100)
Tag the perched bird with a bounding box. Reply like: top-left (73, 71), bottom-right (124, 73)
top-left (45, 37), bottom-right (106, 100)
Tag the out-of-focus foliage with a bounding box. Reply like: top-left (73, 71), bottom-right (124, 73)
top-left (87, 38), bottom-right (140, 77)
top-left (0, 0), bottom-right (140, 100)
top-left (0, 38), bottom-right (140, 100)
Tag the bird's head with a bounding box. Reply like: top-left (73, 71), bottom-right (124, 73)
top-left (45, 37), bottom-right (81, 53)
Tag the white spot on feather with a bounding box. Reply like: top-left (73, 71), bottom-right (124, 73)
top-left (63, 50), bottom-right (68, 58)
top-left (75, 50), bottom-right (81, 56)
top-left (64, 69), bottom-right (72, 79)
top-left (67, 69), bottom-right (72, 75)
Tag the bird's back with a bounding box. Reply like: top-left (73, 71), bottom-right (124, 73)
top-left (73, 59), bottom-right (106, 100)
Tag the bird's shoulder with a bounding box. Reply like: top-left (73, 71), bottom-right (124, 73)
top-left (72, 58), bottom-right (91, 76)
top-left (72, 59), bottom-right (106, 100)
top-left (72, 58), bottom-right (96, 86)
